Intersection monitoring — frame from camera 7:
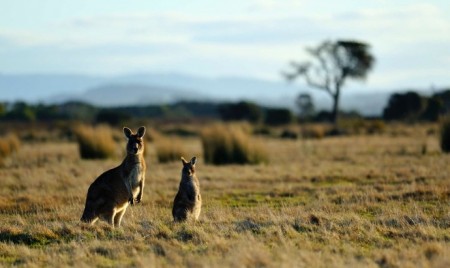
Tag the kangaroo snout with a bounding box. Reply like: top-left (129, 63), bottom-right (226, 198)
top-left (131, 144), bottom-right (139, 154)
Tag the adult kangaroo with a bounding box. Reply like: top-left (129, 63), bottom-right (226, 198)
top-left (80, 126), bottom-right (146, 227)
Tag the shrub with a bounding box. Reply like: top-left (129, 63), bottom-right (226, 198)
top-left (366, 120), bottom-right (386, 134)
top-left (440, 117), bottom-right (450, 153)
top-left (301, 125), bottom-right (326, 139)
top-left (96, 110), bottom-right (131, 125)
top-left (74, 124), bottom-right (116, 159)
top-left (336, 118), bottom-right (386, 135)
top-left (154, 135), bottom-right (187, 163)
top-left (0, 133), bottom-right (21, 160)
top-left (252, 126), bottom-right (273, 137)
top-left (337, 118), bottom-right (366, 135)
top-left (218, 101), bottom-right (263, 123)
top-left (6, 134), bottom-right (20, 153)
top-left (264, 108), bottom-right (294, 126)
top-left (201, 124), bottom-right (268, 165)
top-left (383, 91), bottom-right (426, 121)
top-left (163, 127), bottom-right (198, 137)
top-left (280, 129), bottom-right (298, 140)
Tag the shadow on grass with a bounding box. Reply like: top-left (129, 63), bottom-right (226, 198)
top-left (0, 231), bottom-right (56, 247)
top-left (235, 219), bottom-right (262, 234)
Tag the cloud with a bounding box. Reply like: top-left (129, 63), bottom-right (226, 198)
top-left (0, 29), bottom-right (58, 47)
top-left (7, 3), bottom-right (448, 50)
top-left (246, 0), bottom-right (311, 12)
top-left (0, 1), bottom-right (449, 87)
top-left (331, 3), bottom-right (450, 43)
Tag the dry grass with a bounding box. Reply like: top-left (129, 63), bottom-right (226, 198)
top-left (73, 124), bottom-right (117, 159)
top-left (0, 123), bottom-right (449, 267)
top-left (146, 128), bottom-right (188, 163)
top-left (301, 124), bottom-right (328, 139)
top-left (338, 119), bottom-right (386, 135)
top-left (201, 123), bottom-right (268, 165)
top-left (153, 135), bottom-right (188, 163)
top-left (0, 133), bottom-right (21, 164)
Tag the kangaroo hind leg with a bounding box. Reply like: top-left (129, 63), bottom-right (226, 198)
top-left (113, 208), bottom-right (127, 227)
top-left (98, 202), bottom-right (117, 227)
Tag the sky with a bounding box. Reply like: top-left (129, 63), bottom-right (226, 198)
top-left (0, 0), bottom-right (449, 91)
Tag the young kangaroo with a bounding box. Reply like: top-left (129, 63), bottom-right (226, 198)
top-left (172, 156), bottom-right (202, 222)
top-left (80, 126), bottom-right (146, 227)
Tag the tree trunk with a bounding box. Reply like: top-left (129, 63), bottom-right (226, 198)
top-left (331, 88), bottom-right (340, 125)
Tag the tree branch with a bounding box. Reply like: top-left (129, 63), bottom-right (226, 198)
top-left (315, 50), bottom-right (331, 90)
top-left (303, 71), bottom-right (333, 97)
top-left (286, 61), bottom-right (334, 97)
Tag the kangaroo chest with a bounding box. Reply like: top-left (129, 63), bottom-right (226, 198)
top-left (125, 165), bottom-right (142, 188)
top-left (181, 179), bottom-right (199, 197)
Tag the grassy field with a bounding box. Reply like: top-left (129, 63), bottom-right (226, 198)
top-left (0, 124), bottom-right (449, 267)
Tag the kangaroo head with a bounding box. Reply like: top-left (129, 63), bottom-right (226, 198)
top-left (123, 126), bottom-right (146, 155)
top-left (181, 156), bottom-right (197, 176)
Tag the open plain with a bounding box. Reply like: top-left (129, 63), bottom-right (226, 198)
top-left (0, 124), bottom-right (449, 267)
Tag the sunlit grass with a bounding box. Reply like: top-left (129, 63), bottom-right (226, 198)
top-left (0, 124), bottom-right (449, 267)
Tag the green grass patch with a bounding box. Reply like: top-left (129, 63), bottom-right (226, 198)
top-left (310, 175), bottom-right (357, 187)
top-left (0, 255), bottom-right (24, 266)
top-left (0, 231), bottom-right (57, 248)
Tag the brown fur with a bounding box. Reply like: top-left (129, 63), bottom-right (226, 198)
top-left (172, 156), bottom-right (202, 222)
top-left (80, 126), bottom-right (146, 227)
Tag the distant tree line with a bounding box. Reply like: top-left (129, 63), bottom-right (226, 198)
top-left (0, 100), bottom-right (295, 125)
top-left (382, 89), bottom-right (450, 121)
top-left (0, 101), bottom-right (98, 122)
top-left (0, 101), bottom-right (220, 124)
top-left (295, 88), bottom-right (450, 123)
top-left (218, 102), bottom-right (294, 125)
top-left (1, 88), bottom-right (449, 125)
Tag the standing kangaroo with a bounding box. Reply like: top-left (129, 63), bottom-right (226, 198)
top-left (172, 156), bottom-right (202, 222)
top-left (80, 126), bottom-right (146, 227)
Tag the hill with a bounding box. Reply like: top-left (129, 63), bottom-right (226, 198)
top-left (1, 72), bottom-right (437, 116)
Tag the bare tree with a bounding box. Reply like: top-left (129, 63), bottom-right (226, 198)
top-left (284, 40), bottom-right (375, 124)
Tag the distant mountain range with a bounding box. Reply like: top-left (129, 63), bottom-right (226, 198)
top-left (0, 73), bottom-right (436, 116)
top-left (54, 84), bottom-right (210, 107)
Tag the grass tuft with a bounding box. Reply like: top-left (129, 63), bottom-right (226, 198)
top-left (201, 123), bottom-right (268, 165)
top-left (152, 131), bottom-right (188, 163)
top-left (236, 219), bottom-right (262, 234)
top-left (73, 124), bottom-right (116, 159)
top-left (0, 133), bottom-right (21, 162)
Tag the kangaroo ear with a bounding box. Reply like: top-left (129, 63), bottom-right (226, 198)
top-left (137, 126), bottom-right (146, 138)
top-left (123, 127), bottom-right (132, 138)
top-left (181, 156), bottom-right (188, 165)
top-left (190, 157), bottom-right (197, 166)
